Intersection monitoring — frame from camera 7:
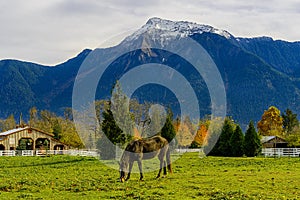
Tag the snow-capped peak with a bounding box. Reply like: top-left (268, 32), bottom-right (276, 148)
top-left (123, 17), bottom-right (233, 46)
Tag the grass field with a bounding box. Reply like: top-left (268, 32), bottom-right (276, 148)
top-left (0, 153), bottom-right (299, 199)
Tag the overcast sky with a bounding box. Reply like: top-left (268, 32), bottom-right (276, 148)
top-left (0, 0), bottom-right (299, 65)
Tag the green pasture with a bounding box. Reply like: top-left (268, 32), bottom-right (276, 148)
top-left (0, 154), bottom-right (299, 199)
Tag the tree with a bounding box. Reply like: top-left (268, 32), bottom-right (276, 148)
top-left (218, 118), bottom-right (235, 156)
top-left (99, 108), bottom-right (131, 159)
top-left (111, 81), bottom-right (134, 137)
top-left (285, 125), bottom-right (300, 147)
top-left (176, 122), bottom-right (194, 147)
top-left (146, 104), bottom-right (167, 138)
top-left (191, 124), bottom-right (208, 148)
top-left (160, 108), bottom-right (176, 144)
top-left (29, 107), bottom-right (38, 127)
top-left (230, 125), bottom-right (244, 157)
top-left (64, 107), bottom-right (73, 121)
top-left (203, 117), bottom-right (224, 155)
top-left (282, 108), bottom-right (299, 135)
top-left (29, 108), bottom-right (84, 148)
top-left (244, 121), bottom-right (261, 157)
top-left (52, 119), bottom-right (62, 140)
top-left (3, 114), bottom-right (16, 131)
top-left (257, 106), bottom-right (283, 136)
top-left (209, 117), bottom-right (235, 156)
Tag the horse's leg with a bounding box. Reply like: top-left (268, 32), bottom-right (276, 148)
top-left (166, 146), bottom-right (172, 174)
top-left (156, 150), bottom-right (165, 178)
top-left (137, 159), bottom-right (143, 181)
top-left (163, 161), bottom-right (167, 175)
top-left (125, 161), bottom-right (134, 181)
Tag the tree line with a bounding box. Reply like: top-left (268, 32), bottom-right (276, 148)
top-left (0, 108), bottom-right (84, 149)
top-left (1, 93), bottom-right (299, 158)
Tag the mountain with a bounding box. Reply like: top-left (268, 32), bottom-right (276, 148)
top-left (0, 49), bottom-right (91, 118)
top-left (1, 17), bottom-right (300, 129)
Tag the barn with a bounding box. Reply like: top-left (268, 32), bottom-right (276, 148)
top-left (261, 136), bottom-right (288, 148)
top-left (0, 126), bottom-right (68, 151)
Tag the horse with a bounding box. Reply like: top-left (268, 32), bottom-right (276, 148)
top-left (119, 135), bottom-right (172, 182)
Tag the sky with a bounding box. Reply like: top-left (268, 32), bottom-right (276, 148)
top-left (0, 0), bottom-right (299, 65)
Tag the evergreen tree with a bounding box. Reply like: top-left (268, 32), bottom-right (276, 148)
top-left (230, 125), bottom-right (244, 157)
top-left (218, 118), bottom-right (234, 156)
top-left (209, 118), bottom-right (235, 156)
top-left (282, 108), bottom-right (299, 135)
top-left (99, 108), bottom-right (131, 159)
top-left (52, 119), bottom-right (62, 140)
top-left (244, 121), bottom-right (262, 157)
top-left (160, 108), bottom-right (176, 144)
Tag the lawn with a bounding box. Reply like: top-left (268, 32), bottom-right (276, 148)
top-left (0, 153), bottom-right (299, 199)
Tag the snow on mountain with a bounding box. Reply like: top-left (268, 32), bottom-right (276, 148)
top-left (122, 17), bottom-right (233, 46)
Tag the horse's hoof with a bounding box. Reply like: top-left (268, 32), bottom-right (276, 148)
top-left (139, 179), bottom-right (144, 182)
top-left (120, 178), bottom-right (125, 183)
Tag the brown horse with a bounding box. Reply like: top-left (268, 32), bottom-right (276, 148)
top-left (119, 135), bottom-right (172, 182)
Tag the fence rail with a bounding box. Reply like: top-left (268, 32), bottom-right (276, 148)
top-left (0, 150), bottom-right (100, 157)
top-left (262, 148), bottom-right (300, 157)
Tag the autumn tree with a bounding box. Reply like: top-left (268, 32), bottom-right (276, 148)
top-left (3, 114), bottom-right (16, 131)
top-left (244, 121), bottom-right (261, 157)
top-left (203, 117), bottom-right (224, 155)
top-left (29, 107), bottom-right (38, 127)
top-left (285, 126), bottom-right (300, 147)
top-left (230, 125), bottom-right (244, 157)
top-left (176, 122), bottom-right (194, 147)
top-left (27, 108), bottom-right (84, 148)
top-left (282, 108), bottom-right (299, 135)
top-left (191, 124), bottom-right (208, 148)
top-left (257, 106), bottom-right (283, 136)
top-left (146, 105), bottom-right (167, 138)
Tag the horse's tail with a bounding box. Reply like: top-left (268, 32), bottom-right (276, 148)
top-left (166, 144), bottom-right (172, 174)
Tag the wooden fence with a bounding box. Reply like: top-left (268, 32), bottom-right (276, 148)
top-left (0, 150), bottom-right (100, 157)
top-left (262, 148), bottom-right (300, 157)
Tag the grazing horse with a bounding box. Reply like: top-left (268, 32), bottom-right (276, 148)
top-left (119, 135), bottom-right (172, 182)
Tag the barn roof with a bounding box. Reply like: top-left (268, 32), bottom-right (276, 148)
top-left (0, 126), bottom-right (54, 137)
top-left (261, 136), bottom-right (287, 143)
top-left (0, 127), bottom-right (28, 136)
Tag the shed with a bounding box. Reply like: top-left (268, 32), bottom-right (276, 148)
top-left (261, 136), bottom-right (288, 148)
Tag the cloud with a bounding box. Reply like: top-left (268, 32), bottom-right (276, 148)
top-left (0, 0), bottom-right (299, 65)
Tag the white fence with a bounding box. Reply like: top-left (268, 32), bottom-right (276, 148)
top-left (175, 148), bottom-right (203, 153)
top-left (262, 148), bottom-right (300, 157)
top-left (0, 150), bottom-right (100, 157)
top-left (0, 150), bottom-right (16, 156)
top-left (2, 148), bottom-right (299, 158)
